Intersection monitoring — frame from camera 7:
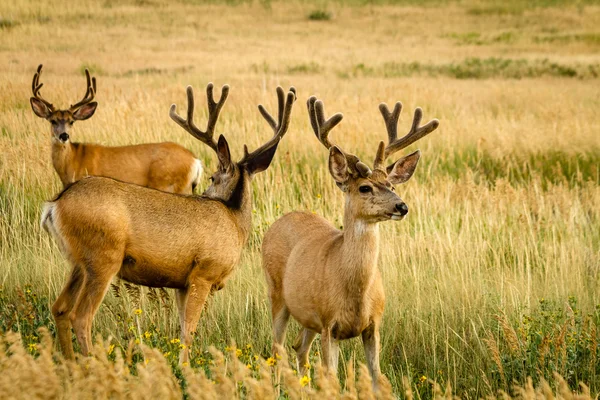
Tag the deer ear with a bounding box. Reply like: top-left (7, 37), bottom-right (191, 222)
top-left (387, 150), bottom-right (420, 185)
top-left (30, 98), bottom-right (51, 119)
top-left (243, 141), bottom-right (279, 176)
top-left (329, 146), bottom-right (349, 189)
top-left (73, 102), bottom-right (98, 120)
top-left (216, 134), bottom-right (232, 170)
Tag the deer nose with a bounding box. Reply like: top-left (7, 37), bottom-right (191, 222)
top-left (396, 202), bottom-right (408, 216)
top-left (59, 133), bottom-right (69, 142)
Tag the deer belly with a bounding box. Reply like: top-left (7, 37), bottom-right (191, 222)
top-left (118, 255), bottom-right (189, 289)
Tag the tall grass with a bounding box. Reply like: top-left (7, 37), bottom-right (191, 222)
top-left (0, 0), bottom-right (599, 397)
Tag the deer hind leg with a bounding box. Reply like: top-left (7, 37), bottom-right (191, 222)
top-left (269, 293), bottom-right (290, 387)
top-left (361, 322), bottom-right (381, 392)
top-left (70, 259), bottom-right (121, 356)
top-left (293, 328), bottom-right (317, 376)
top-left (178, 276), bottom-right (211, 365)
top-left (52, 265), bottom-right (85, 359)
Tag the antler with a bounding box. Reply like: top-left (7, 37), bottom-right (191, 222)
top-left (68, 68), bottom-right (97, 112)
top-left (31, 64), bottom-right (55, 112)
top-left (306, 96), bottom-right (344, 150)
top-left (307, 96), bottom-right (372, 178)
top-left (241, 86), bottom-right (296, 164)
top-left (373, 102), bottom-right (439, 171)
top-left (170, 83), bottom-right (230, 154)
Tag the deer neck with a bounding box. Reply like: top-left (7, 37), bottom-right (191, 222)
top-left (339, 210), bottom-right (381, 291)
top-left (51, 140), bottom-right (80, 186)
top-left (220, 169), bottom-right (253, 244)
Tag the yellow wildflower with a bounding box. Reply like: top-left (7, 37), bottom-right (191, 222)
top-left (182, 362), bottom-right (189, 367)
top-left (300, 375), bottom-right (311, 387)
top-left (134, 308), bottom-right (142, 315)
top-left (135, 338), bottom-right (140, 344)
top-left (170, 338), bottom-right (180, 344)
top-left (163, 352), bottom-right (171, 357)
top-left (419, 375), bottom-right (427, 383)
top-left (235, 348), bottom-right (243, 357)
top-left (225, 346), bottom-right (233, 352)
top-left (253, 355), bottom-right (259, 361)
top-left (179, 344), bottom-right (187, 349)
top-left (107, 344), bottom-right (115, 355)
top-left (246, 363), bottom-right (252, 369)
top-left (144, 331), bottom-right (152, 339)
top-left (28, 343), bottom-right (37, 352)
top-left (246, 343), bottom-right (252, 349)
top-left (266, 357), bottom-right (276, 366)
top-left (304, 362), bottom-right (311, 370)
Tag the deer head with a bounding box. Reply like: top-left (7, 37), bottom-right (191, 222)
top-left (307, 96), bottom-right (439, 223)
top-left (30, 65), bottom-right (98, 144)
top-left (170, 84), bottom-right (295, 203)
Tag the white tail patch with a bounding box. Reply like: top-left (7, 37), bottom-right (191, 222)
top-left (40, 202), bottom-right (69, 256)
top-left (40, 202), bottom-right (55, 232)
top-left (190, 158), bottom-right (203, 192)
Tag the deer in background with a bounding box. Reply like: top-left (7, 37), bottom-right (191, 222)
top-left (41, 83), bottom-right (296, 363)
top-left (30, 64), bottom-right (202, 194)
top-left (262, 96), bottom-right (439, 389)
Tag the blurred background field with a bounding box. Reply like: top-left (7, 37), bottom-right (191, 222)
top-left (0, 0), bottom-right (599, 398)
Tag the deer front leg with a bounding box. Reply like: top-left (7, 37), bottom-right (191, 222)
top-left (320, 327), bottom-right (340, 376)
top-left (294, 328), bottom-right (317, 376)
top-left (175, 289), bottom-right (187, 339)
top-left (178, 276), bottom-right (211, 365)
top-left (361, 322), bottom-right (381, 392)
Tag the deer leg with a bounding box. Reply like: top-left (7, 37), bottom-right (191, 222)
top-left (70, 263), bottom-right (120, 356)
top-left (175, 288), bottom-right (187, 339)
top-left (179, 276), bottom-right (211, 365)
top-left (271, 300), bottom-right (290, 356)
top-left (330, 338), bottom-right (340, 375)
top-left (362, 322), bottom-right (381, 392)
top-left (294, 328), bottom-right (317, 376)
top-left (269, 293), bottom-right (290, 386)
top-left (52, 265), bottom-right (84, 359)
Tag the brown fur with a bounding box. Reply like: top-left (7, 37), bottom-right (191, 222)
top-left (41, 84), bottom-right (296, 364)
top-left (50, 137), bottom-right (201, 194)
top-left (262, 97), bottom-right (439, 390)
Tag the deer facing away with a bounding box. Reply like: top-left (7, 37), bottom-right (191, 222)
top-left (41, 83), bottom-right (296, 363)
top-left (30, 65), bottom-right (202, 194)
top-left (262, 96), bottom-right (439, 389)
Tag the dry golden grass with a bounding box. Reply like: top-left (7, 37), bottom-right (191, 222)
top-left (0, 0), bottom-right (599, 398)
top-left (0, 329), bottom-right (595, 399)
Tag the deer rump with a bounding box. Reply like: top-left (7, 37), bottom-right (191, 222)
top-left (42, 176), bottom-right (242, 290)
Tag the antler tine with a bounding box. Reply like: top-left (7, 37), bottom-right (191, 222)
top-left (375, 101), bottom-right (439, 170)
top-left (170, 84), bottom-right (229, 154)
top-left (69, 69), bottom-right (97, 111)
top-left (307, 96), bottom-right (344, 150)
top-left (242, 86), bottom-right (296, 163)
top-left (31, 64), bottom-right (55, 111)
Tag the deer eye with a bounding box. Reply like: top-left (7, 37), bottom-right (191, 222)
top-left (359, 185), bottom-right (372, 193)
top-left (50, 121), bottom-right (57, 125)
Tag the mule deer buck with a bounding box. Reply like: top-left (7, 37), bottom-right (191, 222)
top-left (262, 96), bottom-right (439, 389)
top-left (30, 64), bottom-right (202, 194)
top-left (41, 83), bottom-right (296, 362)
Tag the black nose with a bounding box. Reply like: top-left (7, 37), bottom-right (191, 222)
top-left (59, 133), bottom-right (69, 142)
top-left (396, 202), bottom-right (408, 216)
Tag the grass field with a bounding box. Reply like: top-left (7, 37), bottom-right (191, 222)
top-left (1, 0), bottom-right (599, 398)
